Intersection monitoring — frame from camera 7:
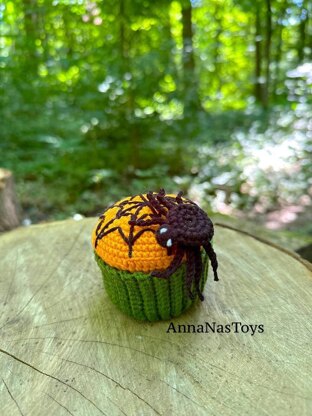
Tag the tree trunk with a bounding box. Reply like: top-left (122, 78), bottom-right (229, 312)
top-left (272, 25), bottom-right (283, 100)
top-left (119, 0), bottom-right (127, 63)
top-left (297, 1), bottom-right (308, 62)
top-left (254, 4), bottom-right (263, 104)
top-left (62, 10), bottom-right (74, 61)
top-left (118, 0), bottom-right (139, 169)
top-left (181, 1), bottom-right (200, 116)
top-left (22, 0), bottom-right (39, 75)
top-left (213, 4), bottom-right (223, 97)
top-left (307, 6), bottom-right (312, 60)
top-left (263, 0), bottom-right (272, 108)
top-left (272, 5), bottom-right (287, 100)
top-left (0, 169), bottom-right (20, 232)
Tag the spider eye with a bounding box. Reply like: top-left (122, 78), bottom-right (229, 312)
top-left (159, 227), bottom-right (168, 234)
top-left (166, 239), bottom-right (173, 247)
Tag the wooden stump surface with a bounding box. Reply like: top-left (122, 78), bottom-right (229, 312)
top-left (0, 218), bottom-right (311, 416)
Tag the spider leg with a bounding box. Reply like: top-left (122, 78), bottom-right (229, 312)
top-left (128, 217), bottom-right (166, 227)
top-left (203, 242), bottom-right (219, 281)
top-left (137, 213), bottom-right (149, 220)
top-left (156, 194), bottom-right (174, 210)
top-left (139, 194), bottom-right (160, 216)
top-left (132, 201), bottom-right (154, 220)
top-left (147, 191), bottom-right (168, 216)
top-left (141, 194), bottom-right (163, 216)
top-left (176, 191), bottom-right (183, 204)
top-left (194, 247), bottom-right (204, 301)
top-left (151, 248), bottom-right (184, 279)
top-left (158, 188), bottom-right (166, 196)
top-left (128, 200), bottom-right (166, 255)
top-left (185, 248), bottom-right (196, 299)
top-left (139, 194), bottom-right (148, 202)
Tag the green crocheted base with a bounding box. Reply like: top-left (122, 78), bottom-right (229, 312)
top-left (95, 252), bottom-right (209, 321)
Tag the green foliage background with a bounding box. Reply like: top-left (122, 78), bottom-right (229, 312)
top-left (0, 0), bottom-right (311, 223)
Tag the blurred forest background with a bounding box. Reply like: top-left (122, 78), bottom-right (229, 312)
top-left (0, 0), bottom-right (311, 246)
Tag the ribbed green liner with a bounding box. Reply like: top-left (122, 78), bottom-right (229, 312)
top-left (95, 252), bottom-right (209, 321)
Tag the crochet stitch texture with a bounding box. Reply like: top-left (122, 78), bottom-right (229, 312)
top-left (95, 252), bottom-right (208, 321)
top-left (92, 194), bottom-right (176, 273)
top-left (92, 191), bottom-right (217, 321)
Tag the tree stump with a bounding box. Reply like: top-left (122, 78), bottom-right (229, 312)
top-left (0, 169), bottom-right (20, 232)
top-left (0, 218), bottom-right (311, 416)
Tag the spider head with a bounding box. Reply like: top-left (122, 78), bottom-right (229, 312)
top-left (155, 225), bottom-right (174, 249)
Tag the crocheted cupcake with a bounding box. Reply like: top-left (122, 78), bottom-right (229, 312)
top-left (92, 189), bottom-right (219, 321)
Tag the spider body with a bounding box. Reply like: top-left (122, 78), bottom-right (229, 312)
top-left (155, 203), bottom-right (214, 248)
top-left (129, 189), bottom-right (219, 301)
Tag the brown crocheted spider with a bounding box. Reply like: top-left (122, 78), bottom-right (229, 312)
top-left (128, 189), bottom-right (219, 301)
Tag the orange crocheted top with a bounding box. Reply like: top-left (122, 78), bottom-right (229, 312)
top-left (92, 194), bottom-right (180, 273)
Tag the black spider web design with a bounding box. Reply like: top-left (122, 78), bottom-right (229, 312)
top-left (94, 193), bottom-right (174, 257)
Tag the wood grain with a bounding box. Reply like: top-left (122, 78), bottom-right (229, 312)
top-left (0, 218), bottom-right (311, 416)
